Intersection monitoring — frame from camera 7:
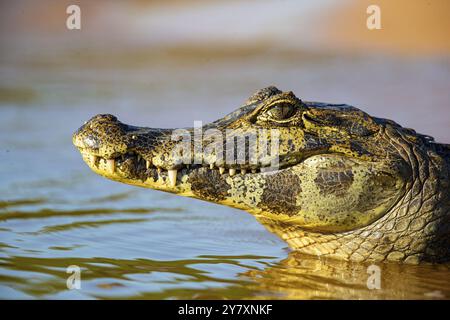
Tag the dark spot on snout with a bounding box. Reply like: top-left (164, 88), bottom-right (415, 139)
top-left (190, 168), bottom-right (230, 202)
top-left (259, 171), bottom-right (302, 216)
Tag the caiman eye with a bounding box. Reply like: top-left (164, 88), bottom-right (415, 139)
top-left (258, 103), bottom-right (295, 122)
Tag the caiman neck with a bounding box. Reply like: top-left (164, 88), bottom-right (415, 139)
top-left (260, 129), bottom-right (450, 264)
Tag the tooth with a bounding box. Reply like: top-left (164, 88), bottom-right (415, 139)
top-left (229, 168), bottom-right (236, 176)
top-left (89, 155), bottom-right (97, 166)
top-left (219, 167), bottom-right (225, 174)
top-left (209, 163), bottom-right (214, 169)
top-left (106, 159), bottom-right (115, 173)
top-left (241, 169), bottom-right (247, 175)
top-left (146, 159), bottom-right (152, 169)
top-left (168, 169), bottom-right (177, 187)
top-left (251, 169), bottom-right (257, 173)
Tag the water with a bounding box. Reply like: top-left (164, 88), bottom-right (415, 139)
top-left (1, 0), bottom-right (450, 299)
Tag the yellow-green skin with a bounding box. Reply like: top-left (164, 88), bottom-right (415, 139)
top-left (73, 87), bottom-right (450, 264)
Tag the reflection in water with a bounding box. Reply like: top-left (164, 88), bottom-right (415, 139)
top-left (245, 252), bottom-right (450, 299)
top-left (0, 254), bottom-right (261, 299)
top-left (0, 206), bottom-right (181, 221)
top-left (1, 249), bottom-right (449, 299)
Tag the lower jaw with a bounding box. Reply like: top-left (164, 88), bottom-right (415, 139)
top-left (81, 152), bottom-right (304, 218)
top-left (86, 159), bottom-right (285, 192)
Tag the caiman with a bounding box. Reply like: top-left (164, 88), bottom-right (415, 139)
top-left (73, 87), bottom-right (450, 264)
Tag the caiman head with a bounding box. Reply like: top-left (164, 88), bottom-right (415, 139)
top-left (73, 86), bottom-right (450, 264)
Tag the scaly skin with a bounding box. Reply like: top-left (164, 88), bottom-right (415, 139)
top-left (73, 87), bottom-right (450, 264)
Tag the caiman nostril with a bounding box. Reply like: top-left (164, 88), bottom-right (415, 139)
top-left (83, 135), bottom-right (99, 149)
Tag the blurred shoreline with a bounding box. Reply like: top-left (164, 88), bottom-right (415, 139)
top-left (1, 0), bottom-right (450, 57)
top-left (320, 0), bottom-right (450, 56)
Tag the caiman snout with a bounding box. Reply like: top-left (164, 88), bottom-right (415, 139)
top-left (73, 114), bottom-right (125, 153)
top-left (73, 113), bottom-right (181, 185)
